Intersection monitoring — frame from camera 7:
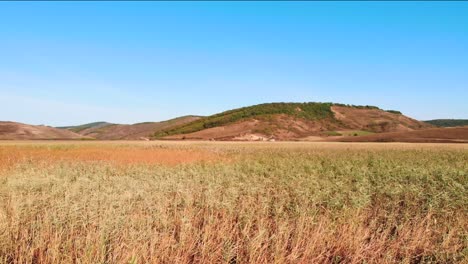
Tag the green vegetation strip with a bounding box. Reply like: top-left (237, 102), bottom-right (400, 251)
top-left (424, 119), bottom-right (468, 127)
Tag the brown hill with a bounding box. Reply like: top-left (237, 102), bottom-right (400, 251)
top-left (335, 126), bottom-right (468, 143)
top-left (0, 121), bottom-right (86, 140)
top-left (158, 103), bottom-right (432, 141)
top-left (75, 116), bottom-right (201, 140)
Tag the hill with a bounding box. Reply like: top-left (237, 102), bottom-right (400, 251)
top-left (335, 126), bottom-right (468, 143)
top-left (153, 102), bottom-right (431, 140)
top-left (424, 119), bottom-right (468, 127)
top-left (58, 122), bottom-right (113, 133)
top-left (70, 116), bottom-right (202, 140)
top-left (0, 121), bottom-right (86, 140)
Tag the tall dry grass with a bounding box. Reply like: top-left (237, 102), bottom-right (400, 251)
top-left (0, 142), bottom-right (466, 263)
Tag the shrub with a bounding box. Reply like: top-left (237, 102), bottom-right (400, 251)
top-left (386, 110), bottom-right (402, 115)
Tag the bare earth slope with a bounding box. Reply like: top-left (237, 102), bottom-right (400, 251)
top-left (335, 126), bottom-right (468, 143)
top-left (0, 121), bottom-right (86, 140)
top-left (159, 103), bottom-right (432, 141)
top-left (77, 116), bottom-right (202, 140)
top-left (330, 106), bottom-right (431, 132)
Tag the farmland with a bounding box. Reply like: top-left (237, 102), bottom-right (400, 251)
top-left (0, 141), bottom-right (466, 263)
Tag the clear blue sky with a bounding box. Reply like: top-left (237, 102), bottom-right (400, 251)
top-left (1, 2), bottom-right (467, 126)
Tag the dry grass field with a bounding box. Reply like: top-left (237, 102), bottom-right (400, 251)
top-left (0, 141), bottom-right (466, 263)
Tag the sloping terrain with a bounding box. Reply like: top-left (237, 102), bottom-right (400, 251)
top-left (58, 122), bottom-right (113, 133)
top-left (424, 119), bottom-right (468, 127)
top-left (0, 121), bottom-right (86, 140)
top-left (154, 103), bottom-right (432, 141)
top-left (73, 116), bottom-right (201, 140)
top-left (335, 126), bottom-right (468, 143)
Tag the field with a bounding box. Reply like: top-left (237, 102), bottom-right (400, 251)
top-left (0, 141), bottom-right (466, 263)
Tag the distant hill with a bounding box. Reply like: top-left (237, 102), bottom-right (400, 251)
top-left (153, 102), bottom-right (432, 140)
top-left (423, 119), bottom-right (468, 127)
top-left (68, 116), bottom-right (202, 140)
top-left (335, 126), bottom-right (468, 143)
top-left (58, 122), bottom-right (113, 133)
top-left (0, 121), bottom-right (86, 140)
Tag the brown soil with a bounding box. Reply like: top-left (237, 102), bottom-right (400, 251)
top-left (335, 126), bottom-right (468, 143)
top-left (0, 122), bottom-right (86, 140)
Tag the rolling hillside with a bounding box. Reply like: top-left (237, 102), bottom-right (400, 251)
top-left (0, 121), bottom-right (86, 140)
top-left (153, 102), bottom-right (432, 140)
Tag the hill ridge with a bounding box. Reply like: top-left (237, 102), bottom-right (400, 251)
top-left (423, 119), bottom-right (468, 127)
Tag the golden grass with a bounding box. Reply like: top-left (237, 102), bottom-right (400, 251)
top-left (0, 144), bottom-right (222, 172)
top-left (0, 141), bottom-right (466, 263)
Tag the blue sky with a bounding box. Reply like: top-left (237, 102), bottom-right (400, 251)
top-left (1, 2), bottom-right (467, 126)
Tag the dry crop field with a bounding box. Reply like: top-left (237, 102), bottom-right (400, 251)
top-left (0, 141), bottom-right (466, 263)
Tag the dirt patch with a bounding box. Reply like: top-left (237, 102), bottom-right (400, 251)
top-left (233, 134), bottom-right (272, 141)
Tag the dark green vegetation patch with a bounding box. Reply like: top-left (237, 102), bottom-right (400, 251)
top-left (385, 110), bottom-right (402, 115)
top-left (424, 119), bottom-right (468, 127)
